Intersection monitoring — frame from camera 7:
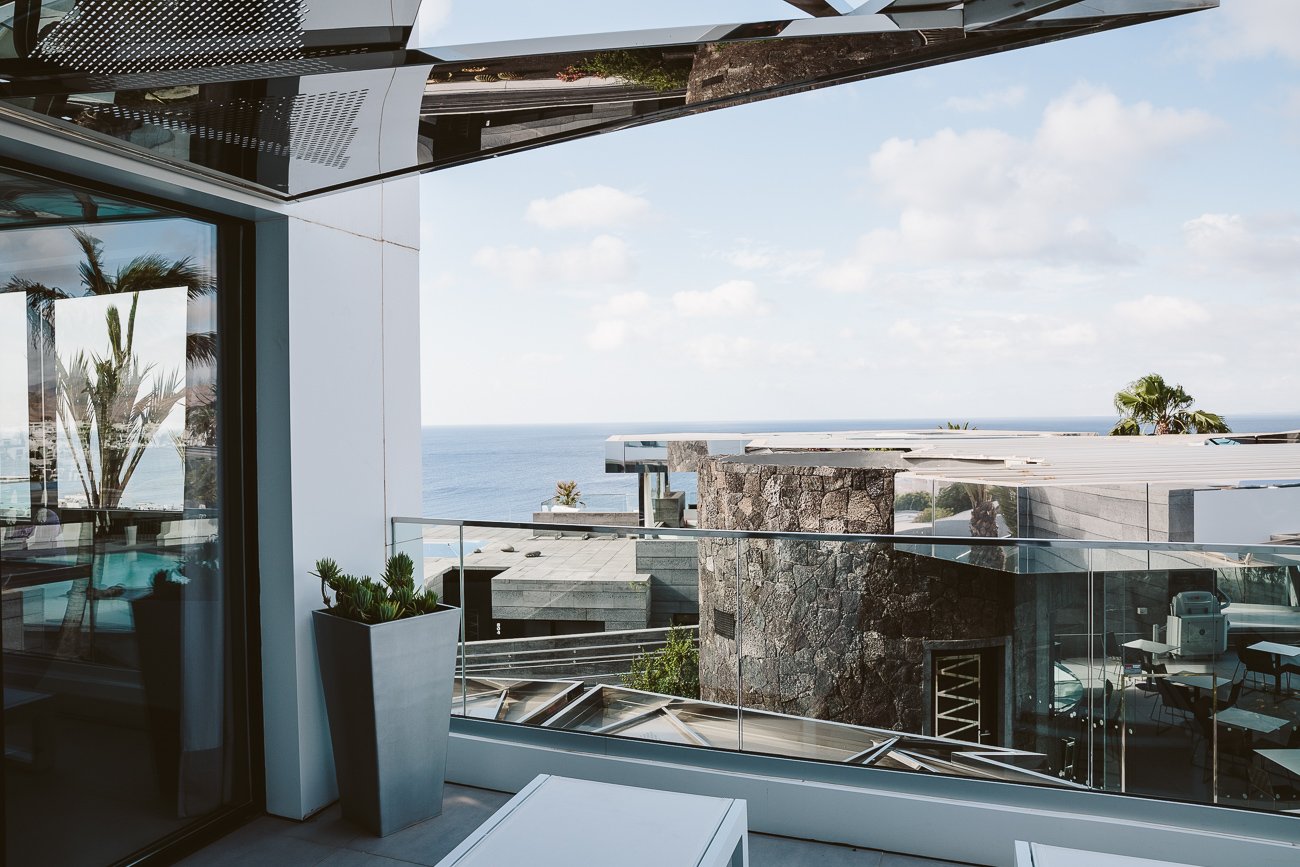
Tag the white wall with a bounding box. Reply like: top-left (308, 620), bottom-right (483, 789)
top-left (257, 177), bottom-right (422, 819)
top-left (1193, 487), bottom-right (1300, 544)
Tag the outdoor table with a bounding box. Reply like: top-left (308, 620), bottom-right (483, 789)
top-left (1123, 639), bottom-right (1174, 657)
top-left (1216, 707), bottom-right (1288, 736)
top-left (1255, 749), bottom-right (1300, 777)
top-left (434, 774), bottom-right (748, 867)
top-left (1015, 841), bottom-right (1196, 866)
top-left (1166, 674), bottom-right (1229, 702)
top-left (3, 687), bottom-right (54, 768)
top-left (1247, 641), bottom-right (1300, 696)
top-left (1124, 640), bottom-right (1174, 691)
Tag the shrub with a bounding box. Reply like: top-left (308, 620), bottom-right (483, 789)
top-left (894, 491), bottom-right (932, 511)
top-left (624, 625), bottom-right (699, 699)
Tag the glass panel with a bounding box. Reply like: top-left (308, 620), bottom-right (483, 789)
top-left (424, 517), bottom-right (1300, 814)
top-left (0, 291), bottom-right (28, 521)
top-left (2, 205), bottom-right (241, 864)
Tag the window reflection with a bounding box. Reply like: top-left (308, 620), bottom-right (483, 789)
top-left (2, 184), bottom-right (239, 865)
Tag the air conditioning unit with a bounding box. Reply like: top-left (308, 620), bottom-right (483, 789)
top-left (1166, 591), bottom-right (1227, 658)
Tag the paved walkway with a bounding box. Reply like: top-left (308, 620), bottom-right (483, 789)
top-left (177, 783), bottom-right (977, 866)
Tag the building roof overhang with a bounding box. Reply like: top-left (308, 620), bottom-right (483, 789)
top-left (0, 1), bottom-right (1218, 200)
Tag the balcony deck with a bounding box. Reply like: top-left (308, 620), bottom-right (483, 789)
top-left (177, 782), bottom-right (972, 867)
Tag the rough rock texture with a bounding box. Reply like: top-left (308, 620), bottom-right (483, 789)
top-left (667, 439), bottom-right (711, 473)
top-left (685, 32), bottom-right (931, 105)
top-left (696, 456), bottom-right (1011, 733)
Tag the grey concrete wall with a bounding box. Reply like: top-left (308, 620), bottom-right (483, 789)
top-left (1019, 483), bottom-right (1195, 545)
top-left (529, 511), bottom-right (640, 527)
top-left (635, 538), bottom-right (700, 627)
top-left (491, 574), bottom-right (650, 632)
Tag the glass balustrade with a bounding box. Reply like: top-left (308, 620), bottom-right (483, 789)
top-left (391, 517), bottom-right (1300, 816)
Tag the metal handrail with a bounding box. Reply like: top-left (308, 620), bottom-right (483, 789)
top-left (392, 515), bottom-right (1300, 558)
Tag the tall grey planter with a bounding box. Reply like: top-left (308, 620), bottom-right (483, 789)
top-left (313, 604), bottom-right (460, 836)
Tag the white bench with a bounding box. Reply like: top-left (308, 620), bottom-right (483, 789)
top-left (1016, 841), bottom-right (1198, 867)
top-left (436, 774), bottom-right (747, 867)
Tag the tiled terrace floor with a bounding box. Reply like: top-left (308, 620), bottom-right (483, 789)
top-left (177, 783), bottom-right (977, 867)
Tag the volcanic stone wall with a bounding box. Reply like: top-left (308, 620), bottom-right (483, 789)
top-left (696, 454), bottom-right (1011, 733)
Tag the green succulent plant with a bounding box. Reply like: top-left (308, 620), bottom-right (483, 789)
top-left (314, 552), bottom-right (441, 624)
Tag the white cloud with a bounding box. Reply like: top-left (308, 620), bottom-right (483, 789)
top-left (1187, 0), bottom-right (1300, 65)
top-left (684, 334), bottom-right (756, 370)
top-left (724, 248), bottom-right (774, 270)
top-left (819, 84), bottom-right (1216, 292)
top-left (472, 234), bottom-right (633, 287)
top-left (720, 244), bottom-right (823, 277)
top-left (525, 186), bottom-right (650, 230)
top-left (594, 290), bottom-right (652, 318)
top-left (944, 85), bottom-right (1027, 113)
top-left (1112, 294), bottom-right (1212, 332)
top-left (672, 280), bottom-right (769, 317)
top-left (1183, 213), bottom-right (1300, 275)
top-left (888, 313), bottom-right (1097, 359)
top-left (586, 319), bottom-right (628, 352)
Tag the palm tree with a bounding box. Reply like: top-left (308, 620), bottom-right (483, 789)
top-left (1110, 373), bottom-right (1231, 436)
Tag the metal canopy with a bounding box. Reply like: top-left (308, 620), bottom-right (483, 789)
top-left (0, 1), bottom-right (1218, 199)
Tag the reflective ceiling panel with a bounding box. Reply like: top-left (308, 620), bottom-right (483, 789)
top-left (0, 1), bottom-right (1218, 199)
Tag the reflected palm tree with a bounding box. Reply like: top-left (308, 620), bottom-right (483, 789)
top-left (4, 226), bottom-right (215, 515)
top-left (2, 226), bottom-right (213, 658)
top-left (21, 228), bottom-right (215, 365)
top-left (54, 294), bottom-right (185, 657)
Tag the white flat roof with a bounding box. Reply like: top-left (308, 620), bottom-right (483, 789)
top-left (609, 429), bottom-right (1300, 487)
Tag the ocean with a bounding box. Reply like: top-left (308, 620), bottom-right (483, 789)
top-left (421, 414), bottom-right (1300, 521)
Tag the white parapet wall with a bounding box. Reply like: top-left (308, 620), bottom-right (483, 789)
top-left (448, 723), bottom-right (1300, 867)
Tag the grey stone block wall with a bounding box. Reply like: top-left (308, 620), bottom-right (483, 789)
top-left (491, 575), bottom-right (650, 632)
top-left (635, 538), bottom-right (700, 627)
top-left (695, 455), bottom-right (1011, 734)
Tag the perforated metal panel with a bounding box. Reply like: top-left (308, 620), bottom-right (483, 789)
top-left (92, 89), bottom-right (368, 168)
top-left (92, 57), bottom-right (347, 92)
top-left (713, 609), bottom-right (736, 640)
top-left (32, 0), bottom-right (307, 75)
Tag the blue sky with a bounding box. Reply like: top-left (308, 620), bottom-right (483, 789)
top-left (417, 1), bottom-right (1300, 425)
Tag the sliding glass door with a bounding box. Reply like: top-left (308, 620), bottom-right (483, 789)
top-left (0, 168), bottom-right (252, 865)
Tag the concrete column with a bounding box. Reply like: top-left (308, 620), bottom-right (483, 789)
top-left (256, 177), bottom-right (422, 819)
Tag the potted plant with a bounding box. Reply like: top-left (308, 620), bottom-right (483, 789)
top-left (552, 480), bottom-right (584, 511)
top-left (312, 552), bottom-right (459, 836)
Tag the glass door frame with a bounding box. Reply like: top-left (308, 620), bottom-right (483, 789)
top-left (0, 158), bottom-right (265, 867)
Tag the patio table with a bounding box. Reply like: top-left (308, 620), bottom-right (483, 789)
top-left (1255, 749), bottom-right (1300, 777)
top-left (434, 774), bottom-right (748, 867)
top-left (1216, 707), bottom-right (1288, 735)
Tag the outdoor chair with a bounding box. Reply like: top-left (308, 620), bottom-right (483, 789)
top-left (1237, 646), bottom-right (1280, 693)
top-left (1194, 676), bottom-right (1244, 717)
top-left (1152, 679), bottom-right (1195, 735)
top-left (1249, 764), bottom-right (1300, 807)
top-left (1189, 704), bottom-right (1251, 783)
top-left (1281, 658), bottom-right (1300, 693)
top-left (1137, 661), bottom-right (1166, 696)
